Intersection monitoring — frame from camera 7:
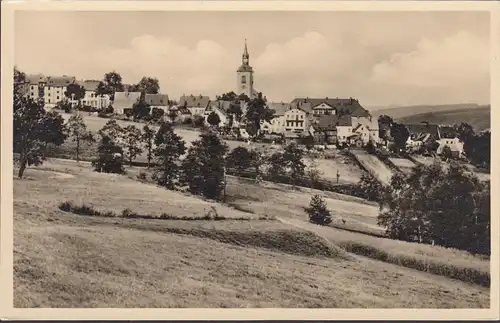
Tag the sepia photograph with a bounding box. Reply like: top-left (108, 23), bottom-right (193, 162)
top-left (6, 1), bottom-right (496, 315)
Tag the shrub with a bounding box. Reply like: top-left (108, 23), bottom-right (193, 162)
top-left (92, 136), bottom-right (125, 174)
top-left (306, 194), bottom-right (332, 225)
top-left (137, 171), bottom-right (147, 181)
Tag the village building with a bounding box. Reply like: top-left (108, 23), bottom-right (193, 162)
top-left (113, 91), bottom-right (142, 115)
top-left (26, 74), bottom-right (76, 108)
top-left (77, 80), bottom-right (110, 110)
top-left (206, 101), bottom-right (231, 127)
top-left (437, 126), bottom-right (464, 158)
top-left (145, 93), bottom-right (170, 112)
top-left (178, 94), bottom-right (211, 117)
top-left (262, 102), bottom-right (291, 134)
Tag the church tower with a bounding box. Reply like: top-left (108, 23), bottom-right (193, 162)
top-left (236, 39), bottom-right (254, 99)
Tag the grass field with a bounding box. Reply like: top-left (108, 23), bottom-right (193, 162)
top-left (411, 155), bottom-right (490, 182)
top-left (350, 150), bottom-right (394, 185)
top-left (388, 158), bottom-right (416, 174)
top-left (14, 159), bottom-right (490, 308)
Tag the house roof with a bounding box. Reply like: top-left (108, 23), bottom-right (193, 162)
top-left (317, 114), bottom-right (338, 130)
top-left (46, 76), bottom-right (76, 87)
top-left (113, 91), bottom-right (141, 109)
top-left (179, 95), bottom-right (210, 109)
top-left (268, 102), bottom-right (292, 116)
top-left (405, 123), bottom-right (440, 139)
top-left (78, 80), bottom-right (100, 92)
top-left (337, 115), bottom-right (352, 127)
top-left (27, 74), bottom-right (46, 85)
top-left (145, 93), bottom-right (169, 106)
top-left (291, 97), bottom-right (371, 118)
top-left (439, 126), bottom-right (459, 139)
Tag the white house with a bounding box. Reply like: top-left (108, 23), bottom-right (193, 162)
top-left (436, 126), bottom-right (464, 158)
top-left (145, 93), bottom-right (170, 112)
top-left (283, 106), bottom-right (310, 134)
top-left (113, 91), bottom-right (142, 115)
top-left (262, 102), bottom-right (291, 134)
top-left (179, 94), bottom-right (211, 116)
top-left (26, 74), bottom-right (76, 108)
top-left (78, 80), bottom-right (110, 109)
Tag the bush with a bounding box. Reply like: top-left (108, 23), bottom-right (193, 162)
top-left (306, 194), bottom-right (332, 225)
top-left (92, 136), bottom-right (125, 174)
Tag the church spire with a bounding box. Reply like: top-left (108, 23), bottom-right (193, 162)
top-left (242, 39), bottom-right (249, 65)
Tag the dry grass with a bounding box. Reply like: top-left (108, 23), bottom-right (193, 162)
top-left (350, 150), bottom-right (394, 185)
top-left (14, 159), bottom-right (490, 307)
top-left (225, 176), bottom-right (490, 286)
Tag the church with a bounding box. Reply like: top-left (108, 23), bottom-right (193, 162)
top-left (236, 40), bottom-right (259, 99)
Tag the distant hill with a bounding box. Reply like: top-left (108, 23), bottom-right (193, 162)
top-left (369, 103), bottom-right (483, 120)
top-left (396, 105), bottom-right (490, 131)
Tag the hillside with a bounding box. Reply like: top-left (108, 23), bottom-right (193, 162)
top-left (14, 159), bottom-right (490, 308)
top-left (369, 103), bottom-right (485, 120)
top-left (396, 106), bottom-right (490, 131)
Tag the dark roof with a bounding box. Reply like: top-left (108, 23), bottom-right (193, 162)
top-left (317, 114), bottom-right (338, 130)
top-left (268, 102), bottom-right (292, 116)
top-left (78, 80), bottom-right (100, 92)
top-left (291, 97), bottom-right (370, 118)
top-left (27, 74), bottom-right (46, 85)
top-left (46, 76), bottom-right (76, 87)
top-left (179, 95), bottom-right (210, 109)
top-left (145, 94), bottom-right (169, 106)
top-left (439, 126), bottom-right (459, 139)
top-left (405, 123), bottom-right (440, 139)
top-left (337, 115), bottom-right (352, 127)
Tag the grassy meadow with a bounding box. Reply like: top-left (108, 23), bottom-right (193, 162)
top-left (14, 158), bottom-right (490, 308)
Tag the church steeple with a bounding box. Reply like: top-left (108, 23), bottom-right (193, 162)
top-left (242, 39), bottom-right (249, 65)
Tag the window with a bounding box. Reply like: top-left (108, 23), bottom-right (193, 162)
top-left (57, 96), bottom-right (60, 100)
top-left (31, 86), bottom-right (34, 90)
top-left (241, 75), bottom-right (247, 84)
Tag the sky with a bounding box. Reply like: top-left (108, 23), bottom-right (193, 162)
top-left (14, 10), bottom-right (490, 108)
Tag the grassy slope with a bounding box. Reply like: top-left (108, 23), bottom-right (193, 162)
top-left (14, 160), bottom-right (489, 308)
top-left (396, 106), bottom-right (490, 131)
top-left (370, 103), bottom-right (484, 119)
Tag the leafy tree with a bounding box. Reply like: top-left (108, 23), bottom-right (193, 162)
top-left (151, 107), bottom-right (165, 120)
top-left (266, 151), bottom-right (285, 179)
top-left (244, 92), bottom-right (274, 138)
top-left (142, 123), bottom-right (156, 168)
top-left (390, 122), bottom-right (409, 153)
top-left (218, 91), bottom-right (238, 101)
top-left (226, 146), bottom-right (253, 172)
top-left (378, 161), bottom-right (490, 254)
top-left (358, 172), bottom-right (382, 201)
top-left (132, 100), bottom-right (151, 119)
top-left (98, 119), bottom-right (123, 145)
top-left (192, 115), bottom-right (205, 128)
top-left (306, 194), bottom-right (332, 226)
top-left (154, 121), bottom-right (186, 189)
top-left (14, 88), bottom-right (67, 178)
top-left (306, 158), bottom-right (322, 188)
top-left (134, 76), bottom-right (160, 94)
top-left (92, 135), bottom-right (125, 174)
top-left (468, 131), bottom-right (490, 168)
top-left (441, 145), bottom-right (452, 161)
top-left (64, 83), bottom-right (86, 107)
top-left (283, 143), bottom-right (306, 188)
top-left (168, 109), bottom-right (178, 123)
top-left (66, 114), bottom-right (95, 162)
top-left (207, 111), bottom-right (221, 127)
top-left (95, 71), bottom-right (124, 101)
top-left (122, 125), bottom-right (143, 166)
top-left (180, 130), bottom-right (228, 199)
top-left (454, 122), bottom-right (475, 155)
